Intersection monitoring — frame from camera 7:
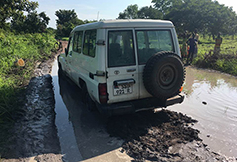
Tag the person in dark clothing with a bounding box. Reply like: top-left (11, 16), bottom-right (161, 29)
top-left (186, 33), bottom-right (197, 65)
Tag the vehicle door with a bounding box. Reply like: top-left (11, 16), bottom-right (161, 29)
top-left (135, 29), bottom-right (176, 98)
top-left (64, 36), bottom-right (73, 76)
top-left (69, 31), bottom-right (84, 83)
top-left (106, 29), bottom-right (139, 103)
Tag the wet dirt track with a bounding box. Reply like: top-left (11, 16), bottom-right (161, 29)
top-left (51, 59), bottom-right (237, 161)
top-left (51, 60), bottom-right (131, 162)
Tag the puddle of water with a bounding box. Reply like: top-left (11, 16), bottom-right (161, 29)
top-left (51, 58), bottom-right (237, 159)
top-left (51, 59), bottom-right (83, 162)
top-left (51, 59), bottom-right (126, 161)
top-left (170, 67), bottom-right (237, 157)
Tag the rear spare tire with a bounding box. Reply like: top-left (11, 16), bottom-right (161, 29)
top-left (143, 51), bottom-right (185, 99)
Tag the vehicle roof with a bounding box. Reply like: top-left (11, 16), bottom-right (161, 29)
top-left (72, 19), bottom-right (174, 32)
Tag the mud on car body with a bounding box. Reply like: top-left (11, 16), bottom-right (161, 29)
top-left (58, 19), bottom-right (185, 116)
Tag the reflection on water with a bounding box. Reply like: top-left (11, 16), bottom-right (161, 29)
top-left (170, 67), bottom-right (237, 157)
top-left (52, 57), bottom-right (237, 159)
top-left (51, 60), bottom-right (83, 162)
top-left (51, 59), bottom-right (126, 161)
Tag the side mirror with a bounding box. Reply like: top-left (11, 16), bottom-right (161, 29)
top-left (65, 48), bottom-right (68, 56)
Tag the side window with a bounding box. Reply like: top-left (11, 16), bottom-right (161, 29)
top-left (73, 31), bottom-right (83, 53)
top-left (108, 30), bottom-right (135, 67)
top-left (136, 30), bottom-right (174, 64)
top-left (83, 30), bottom-right (96, 57)
top-left (67, 36), bottom-right (73, 54)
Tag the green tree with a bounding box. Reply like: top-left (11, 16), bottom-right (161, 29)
top-left (118, 4), bottom-right (162, 20)
top-left (151, 0), bottom-right (182, 17)
top-left (138, 6), bottom-right (162, 19)
top-left (118, 4), bottom-right (139, 19)
top-left (55, 9), bottom-right (84, 37)
top-left (160, 0), bottom-right (237, 36)
top-left (11, 11), bottom-right (50, 33)
top-left (0, 0), bottom-right (38, 29)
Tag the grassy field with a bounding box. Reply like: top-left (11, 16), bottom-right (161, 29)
top-left (0, 29), bottom-right (56, 126)
top-left (184, 35), bottom-right (237, 76)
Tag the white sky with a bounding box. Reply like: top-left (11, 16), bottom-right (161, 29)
top-left (35, 0), bottom-right (237, 29)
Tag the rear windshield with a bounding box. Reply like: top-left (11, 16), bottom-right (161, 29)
top-left (108, 30), bottom-right (136, 67)
top-left (136, 30), bottom-right (174, 64)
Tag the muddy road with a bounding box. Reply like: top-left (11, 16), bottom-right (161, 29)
top-left (2, 54), bottom-right (236, 161)
top-left (170, 67), bottom-right (237, 157)
top-left (51, 58), bottom-right (237, 161)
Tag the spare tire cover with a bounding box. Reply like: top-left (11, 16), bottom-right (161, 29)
top-left (143, 51), bottom-right (185, 99)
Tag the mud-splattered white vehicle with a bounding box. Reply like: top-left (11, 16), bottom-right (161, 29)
top-left (58, 19), bottom-right (185, 116)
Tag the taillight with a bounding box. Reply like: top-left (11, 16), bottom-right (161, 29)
top-left (179, 86), bottom-right (183, 92)
top-left (98, 83), bottom-right (108, 104)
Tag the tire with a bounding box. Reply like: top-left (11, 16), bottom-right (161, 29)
top-left (143, 51), bottom-right (185, 99)
top-left (82, 85), bottom-right (97, 111)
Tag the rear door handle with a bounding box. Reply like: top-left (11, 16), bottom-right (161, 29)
top-left (127, 68), bottom-right (136, 72)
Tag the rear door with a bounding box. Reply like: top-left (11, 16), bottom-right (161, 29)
top-left (106, 29), bottom-right (139, 103)
top-left (135, 29), bottom-right (176, 98)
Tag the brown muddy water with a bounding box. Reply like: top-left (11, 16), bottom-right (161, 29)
top-left (51, 58), bottom-right (237, 160)
top-left (170, 67), bottom-right (237, 157)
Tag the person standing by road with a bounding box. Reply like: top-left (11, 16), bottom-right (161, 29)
top-left (214, 32), bottom-right (223, 55)
top-left (181, 31), bottom-right (190, 59)
top-left (194, 29), bottom-right (199, 58)
top-left (186, 33), bottom-right (197, 65)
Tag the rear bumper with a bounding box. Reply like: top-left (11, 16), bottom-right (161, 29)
top-left (96, 93), bottom-right (184, 116)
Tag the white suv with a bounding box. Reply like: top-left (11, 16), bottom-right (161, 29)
top-left (58, 19), bottom-right (185, 116)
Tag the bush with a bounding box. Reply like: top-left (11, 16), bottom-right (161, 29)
top-left (0, 29), bottom-right (56, 123)
top-left (191, 35), bottom-right (237, 76)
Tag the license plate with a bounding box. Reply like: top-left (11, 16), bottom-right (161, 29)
top-left (114, 84), bottom-right (133, 96)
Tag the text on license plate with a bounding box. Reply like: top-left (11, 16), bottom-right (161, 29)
top-left (113, 84), bottom-right (133, 96)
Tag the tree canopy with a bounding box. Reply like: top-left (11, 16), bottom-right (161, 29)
top-left (118, 0), bottom-right (237, 37)
top-left (0, 0), bottom-right (50, 33)
top-left (118, 4), bottom-right (139, 19)
top-left (118, 4), bottom-right (162, 19)
top-left (55, 9), bottom-right (84, 37)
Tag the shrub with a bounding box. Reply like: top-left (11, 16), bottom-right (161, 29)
top-left (0, 30), bottom-right (56, 123)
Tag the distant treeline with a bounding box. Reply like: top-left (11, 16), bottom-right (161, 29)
top-left (1, 0), bottom-right (236, 38)
top-left (0, 1), bottom-right (96, 37)
top-left (118, 0), bottom-right (237, 38)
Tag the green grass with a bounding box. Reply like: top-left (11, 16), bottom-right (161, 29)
top-left (0, 29), bottom-right (56, 133)
top-left (181, 35), bottom-right (237, 76)
top-left (197, 35), bottom-right (237, 56)
top-left (0, 29), bottom-right (57, 157)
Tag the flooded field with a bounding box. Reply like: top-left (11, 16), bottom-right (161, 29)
top-left (51, 59), bottom-right (237, 161)
top-left (170, 67), bottom-right (237, 157)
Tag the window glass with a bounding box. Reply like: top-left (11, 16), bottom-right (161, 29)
top-left (68, 36), bottom-right (73, 54)
top-left (136, 30), bottom-right (174, 64)
top-left (83, 30), bottom-right (96, 57)
top-left (108, 30), bottom-right (135, 67)
top-left (73, 31), bottom-right (83, 53)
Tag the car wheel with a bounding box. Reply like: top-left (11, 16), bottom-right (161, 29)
top-left (143, 51), bottom-right (185, 99)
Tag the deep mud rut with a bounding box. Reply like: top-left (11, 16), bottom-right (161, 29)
top-left (1, 41), bottom-right (236, 161)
